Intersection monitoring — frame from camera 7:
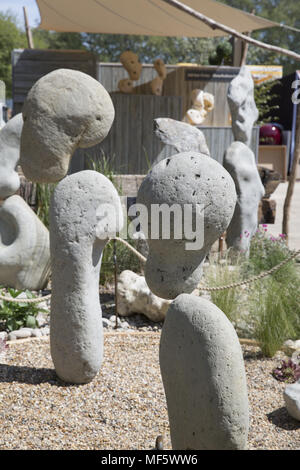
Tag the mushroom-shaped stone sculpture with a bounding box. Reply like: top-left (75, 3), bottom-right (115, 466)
top-left (137, 152), bottom-right (236, 299)
top-left (20, 69), bottom-right (115, 183)
top-left (50, 170), bottom-right (123, 384)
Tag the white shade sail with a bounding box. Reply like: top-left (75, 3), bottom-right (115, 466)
top-left (36, 0), bottom-right (278, 37)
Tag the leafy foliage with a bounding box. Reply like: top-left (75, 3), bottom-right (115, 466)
top-left (254, 80), bottom-right (281, 125)
top-left (0, 288), bottom-right (46, 332)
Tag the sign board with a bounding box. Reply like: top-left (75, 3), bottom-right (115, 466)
top-left (246, 65), bottom-right (283, 85)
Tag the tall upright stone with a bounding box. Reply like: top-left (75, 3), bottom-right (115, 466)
top-left (160, 294), bottom-right (249, 450)
top-left (227, 66), bottom-right (258, 147)
top-left (224, 141), bottom-right (265, 254)
top-left (50, 171), bottom-right (123, 384)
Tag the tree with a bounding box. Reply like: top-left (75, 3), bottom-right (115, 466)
top-left (219, 0), bottom-right (300, 75)
top-left (0, 12), bottom-right (27, 98)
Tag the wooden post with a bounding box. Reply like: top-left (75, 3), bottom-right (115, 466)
top-left (23, 6), bottom-right (34, 49)
top-left (282, 100), bottom-right (300, 241)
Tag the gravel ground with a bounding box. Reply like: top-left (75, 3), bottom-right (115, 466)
top-left (0, 333), bottom-right (299, 450)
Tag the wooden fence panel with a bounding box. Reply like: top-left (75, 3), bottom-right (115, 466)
top-left (12, 49), bottom-right (97, 115)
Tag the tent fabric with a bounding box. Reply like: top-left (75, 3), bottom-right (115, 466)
top-left (36, 0), bottom-right (278, 37)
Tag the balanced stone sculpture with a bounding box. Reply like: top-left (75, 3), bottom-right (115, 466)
top-left (0, 113), bottom-right (23, 199)
top-left (153, 117), bottom-right (210, 166)
top-left (160, 294), bottom-right (249, 449)
top-left (227, 66), bottom-right (258, 147)
top-left (20, 69), bottom-right (115, 183)
top-left (50, 170), bottom-right (123, 384)
top-left (0, 195), bottom-right (50, 290)
top-left (224, 141), bottom-right (265, 253)
top-left (120, 51), bottom-right (142, 81)
top-left (137, 152), bottom-right (236, 299)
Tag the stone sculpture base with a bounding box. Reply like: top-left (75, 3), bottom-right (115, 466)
top-left (160, 294), bottom-right (249, 450)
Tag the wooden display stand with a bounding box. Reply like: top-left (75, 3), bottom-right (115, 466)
top-left (258, 145), bottom-right (287, 181)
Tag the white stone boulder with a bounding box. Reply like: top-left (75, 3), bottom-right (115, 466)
top-left (117, 270), bottom-right (170, 322)
top-left (50, 170), bottom-right (123, 384)
top-left (160, 293), bottom-right (249, 449)
top-left (20, 69), bottom-right (115, 183)
top-left (227, 66), bottom-right (259, 147)
top-left (284, 380), bottom-right (300, 422)
top-left (224, 141), bottom-right (265, 254)
top-left (0, 113), bottom-right (23, 199)
top-left (0, 195), bottom-right (50, 290)
top-left (137, 152), bottom-right (236, 299)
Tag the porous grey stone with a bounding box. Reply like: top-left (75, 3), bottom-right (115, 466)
top-left (224, 141), bottom-right (265, 253)
top-left (227, 66), bottom-right (259, 147)
top-left (153, 118), bottom-right (210, 166)
top-left (137, 152), bottom-right (236, 299)
top-left (50, 170), bottom-right (123, 384)
top-left (13, 328), bottom-right (32, 339)
top-left (0, 113), bottom-right (23, 199)
top-left (284, 380), bottom-right (300, 422)
top-left (20, 69), bottom-right (115, 183)
top-left (160, 293), bottom-right (249, 450)
top-left (0, 195), bottom-right (50, 290)
top-left (117, 270), bottom-right (171, 321)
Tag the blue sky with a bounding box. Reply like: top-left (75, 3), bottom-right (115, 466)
top-left (0, 0), bottom-right (40, 28)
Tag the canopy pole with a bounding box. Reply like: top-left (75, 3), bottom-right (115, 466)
top-left (161, 0), bottom-right (300, 61)
top-left (23, 6), bottom-right (34, 49)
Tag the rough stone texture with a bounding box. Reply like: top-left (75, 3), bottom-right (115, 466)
top-left (154, 58), bottom-right (167, 80)
top-left (150, 76), bottom-right (163, 96)
top-left (117, 270), bottom-right (170, 322)
top-left (20, 69), bottom-right (115, 183)
top-left (137, 152), bottom-right (236, 299)
top-left (50, 170), bottom-right (123, 384)
top-left (0, 113), bottom-right (23, 199)
top-left (118, 79), bottom-right (134, 94)
top-left (160, 294), bottom-right (249, 450)
top-left (153, 118), bottom-right (210, 166)
top-left (224, 141), bottom-right (265, 253)
top-left (120, 51), bottom-right (142, 81)
top-left (227, 66), bottom-right (259, 147)
top-left (0, 195), bottom-right (50, 290)
top-left (284, 380), bottom-right (300, 422)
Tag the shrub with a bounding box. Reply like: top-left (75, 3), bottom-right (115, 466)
top-left (0, 288), bottom-right (47, 332)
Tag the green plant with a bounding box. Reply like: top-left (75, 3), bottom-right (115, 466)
top-left (244, 226), bottom-right (300, 357)
top-left (86, 151), bottom-right (122, 194)
top-left (0, 288), bottom-right (47, 332)
top-left (36, 182), bottom-right (57, 229)
top-left (254, 80), bottom-right (281, 125)
top-left (204, 253), bottom-right (243, 324)
top-left (249, 278), bottom-right (300, 357)
top-left (100, 235), bottom-right (141, 286)
top-left (209, 41), bottom-right (232, 65)
top-left (272, 359), bottom-right (300, 383)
